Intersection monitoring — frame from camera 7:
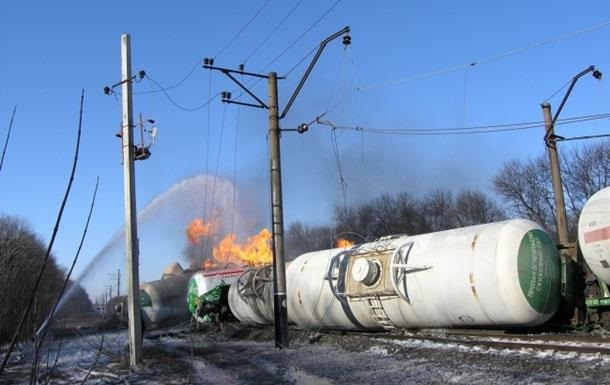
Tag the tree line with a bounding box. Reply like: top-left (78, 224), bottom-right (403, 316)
top-left (285, 140), bottom-right (610, 259)
top-left (0, 215), bottom-right (92, 344)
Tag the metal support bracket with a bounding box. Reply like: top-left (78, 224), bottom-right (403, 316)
top-left (390, 241), bottom-right (432, 303)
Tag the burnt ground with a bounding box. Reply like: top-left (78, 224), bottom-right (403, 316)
top-left (2, 322), bottom-right (609, 384)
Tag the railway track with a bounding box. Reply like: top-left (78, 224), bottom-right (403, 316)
top-left (324, 328), bottom-right (610, 356)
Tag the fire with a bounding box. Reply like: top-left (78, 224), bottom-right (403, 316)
top-left (335, 237), bottom-right (354, 248)
top-left (186, 217), bottom-right (272, 269)
top-left (186, 218), bottom-right (218, 245)
top-left (213, 229), bottom-right (272, 266)
top-left (202, 259), bottom-right (215, 270)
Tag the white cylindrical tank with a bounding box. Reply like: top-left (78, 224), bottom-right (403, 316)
top-left (229, 219), bottom-right (561, 330)
top-left (578, 186), bottom-right (610, 286)
top-left (140, 273), bottom-right (193, 328)
top-left (227, 266), bottom-right (275, 324)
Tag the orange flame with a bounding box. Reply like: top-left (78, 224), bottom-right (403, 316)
top-left (335, 237), bottom-right (354, 248)
top-left (186, 218), bottom-right (218, 245)
top-left (202, 259), bottom-right (215, 270)
top-left (213, 229), bottom-right (272, 266)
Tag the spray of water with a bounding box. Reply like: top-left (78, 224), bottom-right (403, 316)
top-left (51, 173), bottom-right (263, 319)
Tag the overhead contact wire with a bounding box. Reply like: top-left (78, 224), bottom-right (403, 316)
top-left (214, 0), bottom-right (271, 60)
top-left (315, 112), bottom-right (610, 136)
top-left (259, 0), bottom-right (342, 73)
top-left (218, 0), bottom-right (343, 108)
top-left (242, 0), bottom-right (304, 65)
top-left (359, 19), bottom-right (610, 91)
top-left (209, 103), bottom-right (227, 239)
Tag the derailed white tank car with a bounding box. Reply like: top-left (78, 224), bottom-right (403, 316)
top-left (578, 186), bottom-right (610, 286)
top-left (577, 186), bottom-right (610, 323)
top-left (228, 219), bottom-right (561, 330)
top-left (140, 262), bottom-right (194, 329)
top-left (228, 265), bottom-right (276, 324)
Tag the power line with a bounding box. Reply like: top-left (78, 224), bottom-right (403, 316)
top-left (359, 19), bottom-right (610, 91)
top-left (147, 1), bottom-right (342, 114)
top-left (209, 103), bottom-right (227, 225)
top-left (134, 60), bottom-right (200, 95)
top-left (284, 45), bottom-right (318, 78)
top-left (145, 73), bottom-right (220, 111)
top-left (201, 71), bottom-right (214, 268)
top-left (316, 112), bottom-right (610, 136)
top-left (260, 0), bottom-right (342, 74)
top-left (133, 0), bottom-right (272, 98)
top-left (230, 100), bottom-right (242, 236)
top-left (557, 133), bottom-right (610, 142)
top-left (346, 45), bottom-right (361, 90)
top-left (214, 0), bottom-right (271, 60)
top-left (330, 128), bottom-right (348, 205)
top-left (242, 0), bottom-right (304, 65)
top-left (541, 78), bottom-right (572, 104)
top-left (210, 1), bottom-right (343, 109)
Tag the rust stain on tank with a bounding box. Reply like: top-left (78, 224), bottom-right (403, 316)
top-left (469, 273), bottom-right (478, 298)
top-left (471, 233), bottom-right (479, 250)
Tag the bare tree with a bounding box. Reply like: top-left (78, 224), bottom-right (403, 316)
top-left (335, 203), bottom-right (376, 241)
top-left (284, 222), bottom-right (337, 259)
top-left (493, 157), bottom-right (557, 237)
top-left (0, 215), bottom-right (64, 344)
top-left (493, 139), bottom-right (610, 241)
top-left (420, 188), bottom-right (457, 232)
top-left (562, 140), bottom-right (610, 215)
top-left (289, 188), bottom-right (505, 254)
top-left (454, 189), bottom-right (506, 227)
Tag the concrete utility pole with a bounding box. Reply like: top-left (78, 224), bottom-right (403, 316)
top-left (541, 65), bottom-right (602, 251)
top-left (267, 72), bottom-right (289, 347)
top-left (542, 102), bottom-right (570, 247)
top-left (203, 26), bottom-right (351, 350)
top-left (120, 33), bottom-right (143, 366)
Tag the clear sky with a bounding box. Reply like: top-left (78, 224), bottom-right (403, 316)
top-left (1, 1), bottom-right (610, 298)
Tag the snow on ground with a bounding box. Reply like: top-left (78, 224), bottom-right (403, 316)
top-left (2, 324), bottom-right (609, 384)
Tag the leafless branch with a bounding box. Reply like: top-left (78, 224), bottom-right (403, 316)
top-left (0, 90), bottom-right (85, 374)
top-left (35, 177), bottom-right (100, 357)
top-left (79, 331), bottom-right (105, 384)
top-left (0, 105), bottom-right (16, 174)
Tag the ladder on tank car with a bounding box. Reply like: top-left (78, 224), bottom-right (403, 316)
top-left (365, 295), bottom-right (396, 331)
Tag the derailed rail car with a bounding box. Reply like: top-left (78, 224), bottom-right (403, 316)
top-left (229, 219), bottom-right (561, 330)
top-left (577, 186), bottom-right (610, 326)
top-left (187, 268), bottom-right (244, 324)
top-left (139, 263), bottom-right (195, 329)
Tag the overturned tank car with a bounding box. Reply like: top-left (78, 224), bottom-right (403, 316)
top-left (229, 219), bottom-right (561, 331)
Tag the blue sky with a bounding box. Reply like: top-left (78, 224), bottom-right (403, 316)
top-left (1, 1), bottom-right (610, 298)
